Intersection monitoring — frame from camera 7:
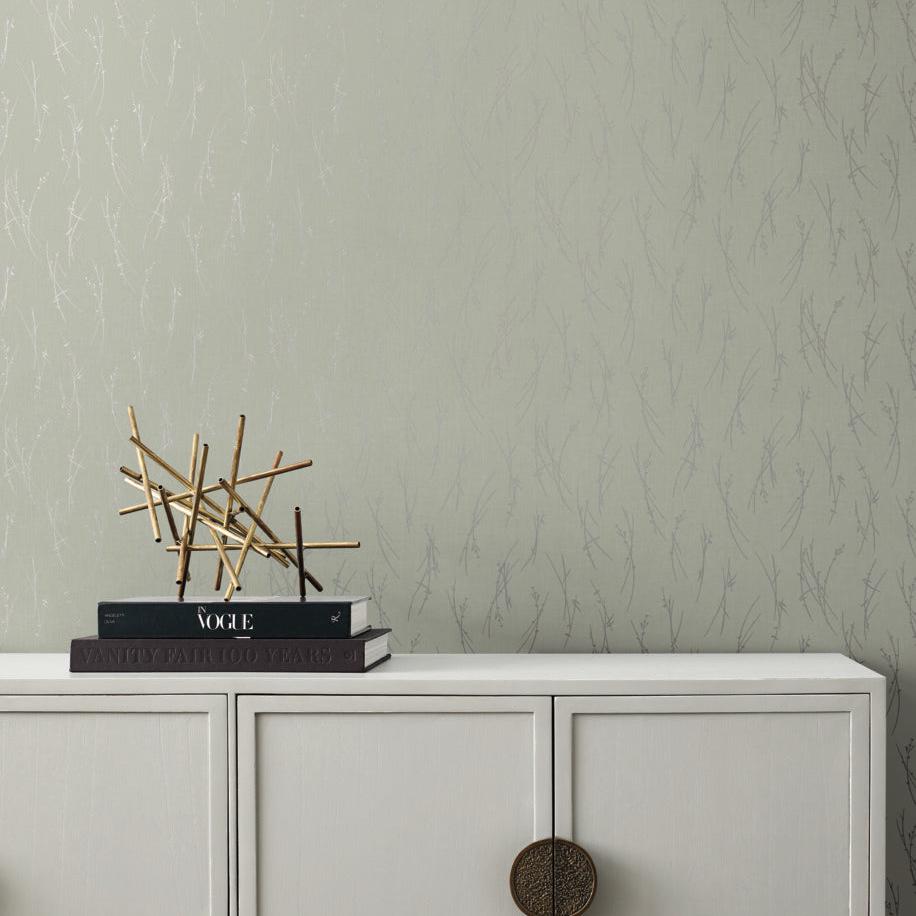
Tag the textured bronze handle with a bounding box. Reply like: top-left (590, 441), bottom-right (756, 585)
top-left (509, 837), bottom-right (598, 916)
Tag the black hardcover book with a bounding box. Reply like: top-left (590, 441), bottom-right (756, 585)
top-left (98, 596), bottom-right (370, 639)
top-left (70, 629), bottom-right (392, 673)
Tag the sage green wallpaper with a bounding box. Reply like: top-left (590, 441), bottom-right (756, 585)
top-left (1, 0), bottom-right (915, 903)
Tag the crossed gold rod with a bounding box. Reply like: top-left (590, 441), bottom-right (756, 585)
top-left (178, 442), bottom-right (209, 599)
top-left (215, 415), bottom-right (246, 590)
top-left (118, 456), bottom-right (313, 516)
top-left (209, 527), bottom-right (241, 590)
top-left (124, 477), bottom-right (250, 547)
top-left (128, 406), bottom-right (161, 542)
top-left (165, 542), bottom-right (360, 551)
top-left (216, 477), bottom-right (325, 593)
top-left (126, 434), bottom-right (232, 524)
top-left (224, 450), bottom-right (283, 601)
top-left (122, 477), bottom-right (287, 565)
top-left (217, 477), bottom-right (327, 593)
top-left (124, 465), bottom-right (242, 526)
top-left (177, 433), bottom-right (200, 585)
top-left (157, 484), bottom-right (182, 544)
top-left (217, 478), bottom-right (298, 568)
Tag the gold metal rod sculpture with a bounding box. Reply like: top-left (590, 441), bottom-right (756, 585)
top-left (128, 405), bottom-right (161, 542)
top-left (118, 412), bottom-right (358, 601)
top-left (215, 414), bottom-right (246, 590)
top-left (118, 456), bottom-right (314, 516)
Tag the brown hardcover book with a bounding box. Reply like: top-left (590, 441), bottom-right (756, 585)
top-left (70, 629), bottom-right (391, 673)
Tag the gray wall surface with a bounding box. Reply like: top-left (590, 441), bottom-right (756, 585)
top-left (1, 0), bottom-right (914, 904)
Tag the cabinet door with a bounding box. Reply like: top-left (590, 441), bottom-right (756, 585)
top-left (554, 694), bottom-right (869, 916)
top-left (0, 694), bottom-right (228, 916)
top-left (237, 695), bottom-right (551, 916)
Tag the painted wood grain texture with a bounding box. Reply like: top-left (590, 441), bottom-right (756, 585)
top-left (0, 696), bottom-right (227, 916)
top-left (0, 0), bottom-right (914, 903)
top-left (555, 695), bottom-right (870, 916)
top-left (237, 696), bottom-right (551, 916)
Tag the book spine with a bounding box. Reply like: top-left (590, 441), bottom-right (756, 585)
top-left (97, 603), bottom-right (354, 639)
top-left (70, 637), bottom-right (378, 673)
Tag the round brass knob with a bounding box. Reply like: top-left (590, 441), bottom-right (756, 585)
top-left (509, 838), bottom-right (553, 916)
top-left (552, 838), bottom-right (598, 916)
top-left (509, 838), bottom-right (597, 916)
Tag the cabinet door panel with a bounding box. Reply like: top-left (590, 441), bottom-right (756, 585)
top-left (555, 694), bottom-right (868, 916)
top-left (237, 695), bottom-right (551, 916)
top-left (0, 695), bottom-right (228, 916)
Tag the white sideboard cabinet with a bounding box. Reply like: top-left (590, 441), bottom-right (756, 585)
top-left (0, 653), bottom-right (884, 916)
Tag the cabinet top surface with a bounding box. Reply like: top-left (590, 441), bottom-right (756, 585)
top-left (0, 652), bottom-right (883, 695)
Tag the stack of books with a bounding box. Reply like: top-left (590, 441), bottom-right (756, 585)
top-left (69, 596), bottom-right (391, 673)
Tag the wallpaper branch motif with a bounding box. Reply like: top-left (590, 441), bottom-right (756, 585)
top-left (1, 0), bottom-right (915, 903)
